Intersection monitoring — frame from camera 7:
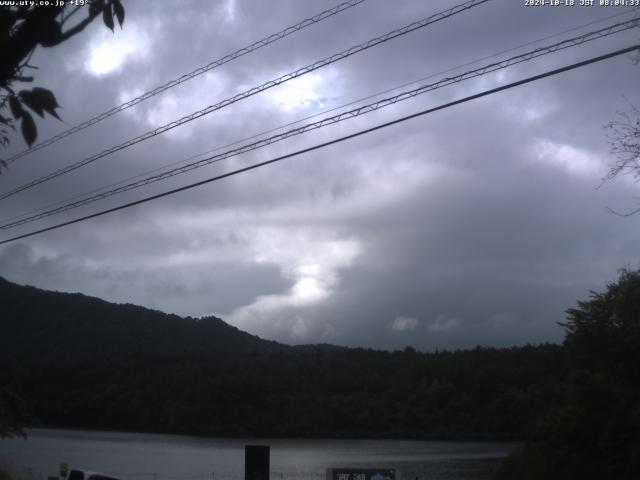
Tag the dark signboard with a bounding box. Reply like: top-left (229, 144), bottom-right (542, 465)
top-left (326, 468), bottom-right (395, 480)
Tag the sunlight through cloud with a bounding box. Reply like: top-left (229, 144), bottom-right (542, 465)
top-left (84, 26), bottom-right (150, 76)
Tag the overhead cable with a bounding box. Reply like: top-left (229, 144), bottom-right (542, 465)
top-left (3, 0), bottom-right (369, 165)
top-left (2, 19), bottom-right (637, 230)
top-left (8, 5), bottom-right (629, 226)
top-left (0, 0), bottom-right (492, 201)
top-left (1, 44), bottom-right (637, 246)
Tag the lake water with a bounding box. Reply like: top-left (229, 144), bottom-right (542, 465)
top-left (0, 429), bottom-right (518, 480)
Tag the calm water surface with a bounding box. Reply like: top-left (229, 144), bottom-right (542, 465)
top-left (0, 429), bottom-right (518, 480)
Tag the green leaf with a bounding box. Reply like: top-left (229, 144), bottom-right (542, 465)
top-left (9, 96), bottom-right (24, 119)
top-left (113, 0), bottom-right (125, 27)
top-left (20, 111), bottom-right (37, 147)
top-left (103, 5), bottom-right (114, 32)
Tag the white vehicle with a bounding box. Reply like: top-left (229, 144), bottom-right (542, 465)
top-left (67, 470), bottom-right (121, 480)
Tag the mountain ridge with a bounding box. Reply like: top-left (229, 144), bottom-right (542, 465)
top-left (0, 274), bottom-right (298, 360)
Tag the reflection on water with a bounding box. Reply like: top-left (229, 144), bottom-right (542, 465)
top-left (0, 429), bottom-right (518, 480)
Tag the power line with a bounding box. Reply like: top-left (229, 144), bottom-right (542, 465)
top-left (2, 18), bottom-right (636, 230)
top-left (6, 6), bottom-right (631, 227)
top-left (1, 44), bottom-right (636, 246)
top-left (10, 10), bottom-right (635, 228)
top-left (4, 0), bottom-right (369, 165)
top-left (0, 0), bottom-right (492, 202)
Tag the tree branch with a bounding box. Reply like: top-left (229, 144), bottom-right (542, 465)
top-left (52, 3), bottom-right (107, 45)
top-left (60, 5), bottom-right (82, 26)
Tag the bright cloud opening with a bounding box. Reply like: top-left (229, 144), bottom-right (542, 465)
top-left (428, 314), bottom-right (460, 333)
top-left (390, 316), bottom-right (419, 332)
top-left (270, 70), bottom-right (338, 112)
top-left (84, 26), bottom-right (150, 76)
top-left (532, 139), bottom-right (604, 177)
top-left (226, 228), bottom-right (361, 341)
top-left (223, 0), bottom-right (237, 22)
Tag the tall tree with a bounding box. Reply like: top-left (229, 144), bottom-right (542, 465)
top-left (604, 101), bottom-right (640, 215)
top-left (602, 16), bottom-right (640, 214)
top-left (497, 268), bottom-right (640, 480)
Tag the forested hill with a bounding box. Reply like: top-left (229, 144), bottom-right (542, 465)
top-left (0, 274), bottom-right (568, 441)
top-left (0, 275), bottom-right (292, 360)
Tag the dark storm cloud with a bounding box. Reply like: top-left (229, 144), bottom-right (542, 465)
top-left (307, 154), bottom-right (640, 351)
top-left (0, 0), bottom-right (639, 350)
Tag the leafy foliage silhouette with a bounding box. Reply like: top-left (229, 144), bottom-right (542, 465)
top-left (0, 0), bottom-right (125, 171)
top-left (496, 268), bottom-right (640, 480)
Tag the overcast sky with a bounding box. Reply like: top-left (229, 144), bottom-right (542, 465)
top-left (1, 0), bottom-right (639, 351)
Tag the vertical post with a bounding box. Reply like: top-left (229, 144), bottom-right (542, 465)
top-left (245, 445), bottom-right (270, 480)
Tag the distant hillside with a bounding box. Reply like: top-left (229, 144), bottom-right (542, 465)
top-left (0, 275), bottom-right (570, 441)
top-left (0, 275), bottom-right (291, 360)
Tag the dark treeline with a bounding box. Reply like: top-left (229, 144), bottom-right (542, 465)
top-left (2, 344), bottom-right (565, 440)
